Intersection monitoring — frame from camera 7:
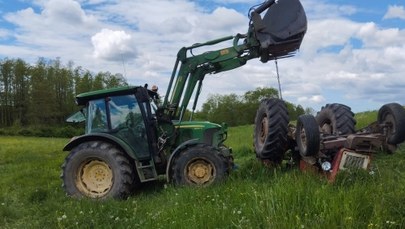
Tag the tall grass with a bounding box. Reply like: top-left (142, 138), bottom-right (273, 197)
top-left (355, 110), bottom-right (378, 130)
top-left (1, 127), bottom-right (405, 228)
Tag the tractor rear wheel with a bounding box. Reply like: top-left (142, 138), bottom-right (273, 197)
top-left (316, 103), bottom-right (356, 135)
top-left (61, 141), bottom-right (135, 199)
top-left (378, 103), bottom-right (405, 145)
top-left (253, 98), bottom-right (289, 164)
top-left (296, 115), bottom-right (320, 157)
top-left (171, 144), bottom-right (229, 186)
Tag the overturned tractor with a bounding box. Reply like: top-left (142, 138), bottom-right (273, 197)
top-left (254, 100), bottom-right (405, 180)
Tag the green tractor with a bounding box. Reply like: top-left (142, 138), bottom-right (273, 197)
top-left (61, 0), bottom-right (308, 199)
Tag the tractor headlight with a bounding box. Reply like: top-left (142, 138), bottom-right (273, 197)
top-left (321, 161), bottom-right (332, 171)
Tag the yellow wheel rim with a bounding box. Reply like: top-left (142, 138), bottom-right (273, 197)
top-left (186, 159), bottom-right (215, 185)
top-left (76, 160), bottom-right (113, 198)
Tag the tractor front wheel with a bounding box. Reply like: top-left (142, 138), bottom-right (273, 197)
top-left (378, 103), bottom-right (405, 145)
top-left (296, 115), bottom-right (320, 157)
top-left (171, 144), bottom-right (228, 186)
top-left (61, 141), bottom-right (135, 199)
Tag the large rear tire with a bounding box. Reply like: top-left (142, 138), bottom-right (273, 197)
top-left (253, 98), bottom-right (289, 164)
top-left (171, 144), bottom-right (229, 186)
top-left (316, 103), bottom-right (356, 135)
top-left (296, 115), bottom-right (320, 157)
top-left (378, 103), bottom-right (405, 145)
top-left (61, 141), bottom-right (135, 199)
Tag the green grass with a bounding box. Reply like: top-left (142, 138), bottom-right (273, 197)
top-left (355, 110), bottom-right (378, 129)
top-left (1, 119), bottom-right (405, 228)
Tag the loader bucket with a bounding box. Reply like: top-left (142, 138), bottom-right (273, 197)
top-left (250, 0), bottom-right (307, 62)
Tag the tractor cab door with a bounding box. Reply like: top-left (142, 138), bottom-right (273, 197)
top-left (108, 94), bottom-right (152, 160)
top-left (133, 87), bottom-right (159, 160)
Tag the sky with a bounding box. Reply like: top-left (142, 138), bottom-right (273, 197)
top-left (1, 0), bottom-right (405, 113)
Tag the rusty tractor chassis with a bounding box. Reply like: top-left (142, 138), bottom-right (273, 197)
top-left (294, 103), bottom-right (405, 181)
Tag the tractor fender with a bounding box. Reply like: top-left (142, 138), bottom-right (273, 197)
top-left (63, 133), bottom-right (138, 160)
top-left (165, 139), bottom-right (199, 182)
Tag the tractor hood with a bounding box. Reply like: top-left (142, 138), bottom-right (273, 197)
top-left (250, 0), bottom-right (307, 62)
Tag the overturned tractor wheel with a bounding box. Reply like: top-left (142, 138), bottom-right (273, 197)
top-left (296, 115), bottom-right (320, 157)
top-left (253, 98), bottom-right (289, 164)
top-left (378, 103), bottom-right (405, 145)
top-left (316, 103), bottom-right (356, 135)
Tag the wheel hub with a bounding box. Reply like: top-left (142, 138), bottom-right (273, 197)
top-left (77, 160), bottom-right (113, 198)
top-left (384, 113), bottom-right (396, 133)
top-left (299, 127), bottom-right (307, 152)
top-left (187, 159), bottom-right (214, 185)
top-left (260, 116), bottom-right (269, 144)
top-left (321, 123), bottom-right (332, 134)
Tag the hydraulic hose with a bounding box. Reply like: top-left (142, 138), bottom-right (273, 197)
top-left (254, 0), bottom-right (276, 14)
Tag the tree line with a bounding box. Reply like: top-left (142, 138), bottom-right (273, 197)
top-left (193, 87), bottom-right (307, 127)
top-left (0, 57), bottom-right (310, 136)
top-left (0, 58), bottom-right (127, 128)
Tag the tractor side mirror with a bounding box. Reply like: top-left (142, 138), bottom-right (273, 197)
top-left (66, 109), bottom-right (86, 123)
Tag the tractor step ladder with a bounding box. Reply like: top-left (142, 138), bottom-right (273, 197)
top-left (135, 159), bottom-right (158, 182)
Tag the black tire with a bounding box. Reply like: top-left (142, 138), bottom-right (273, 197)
top-left (171, 144), bottom-right (228, 186)
top-left (253, 98), bottom-right (289, 164)
top-left (296, 115), bottom-right (320, 157)
top-left (316, 103), bottom-right (356, 135)
top-left (378, 103), bottom-right (405, 144)
top-left (61, 141), bottom-right (135, 199)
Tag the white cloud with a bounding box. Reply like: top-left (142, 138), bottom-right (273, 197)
top-left (5, 0), bottom-right (99, 36)
top-left (43, 0), bottom-right (88, 24)
top-left (91, 29), bottom-right (137, 61)
top-left (1, 0), bottom-right (405, 113)
top-left (0, 28), bottom-right (11, 39)
top-left (297, 95), bottom-right (326, 104)
top-left (302, 0), bottom-right (357, 19)
top-left (383, 5), bottom-right (405, 20)
top-left (356, 22), bottom-right (404, 48)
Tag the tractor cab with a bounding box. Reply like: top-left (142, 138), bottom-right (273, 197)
top-left (65, 86), bottom-right (158, 161)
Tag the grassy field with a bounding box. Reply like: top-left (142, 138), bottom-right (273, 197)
top-left (1, 115), bottom-right (405, 228)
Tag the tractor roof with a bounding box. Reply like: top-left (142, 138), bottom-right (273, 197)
top-left (76, 86), bottom-right (141, 106)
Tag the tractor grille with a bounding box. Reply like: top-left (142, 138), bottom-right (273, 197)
top-left (339, 151), bottom-right (370, 170)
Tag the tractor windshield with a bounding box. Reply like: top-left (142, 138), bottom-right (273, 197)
top-left (86, 95), bottom-right (145, 134)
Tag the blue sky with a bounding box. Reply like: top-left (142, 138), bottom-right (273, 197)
top-left (1, 0), bottom-right (405, 113)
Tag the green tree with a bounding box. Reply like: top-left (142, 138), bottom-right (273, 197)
top-left (75, 69), bottom-right (93, 95)
top-left (29, 58), bottom-right (55, 125)
top-left (242, 87), bottom-right (279, 124)
top-left (196, 87), bottom-right (307, 126)
top-left (244, 87), bottom-right (278, 103)
top-left (103, 72), bottom-right (128, 88)
top-left (0, 59), bottom-right (14, 126)
top-left (13, 59), bottom-right (30, 126)
top-left (0, 56), bottom-right (128, 129)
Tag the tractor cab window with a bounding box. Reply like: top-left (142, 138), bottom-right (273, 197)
top-left (86, 94), bottom-right (147, 138)
top-left (87, 99), bottom-right (107, 133)
top-left (109, 95), bottom-right (143, 130)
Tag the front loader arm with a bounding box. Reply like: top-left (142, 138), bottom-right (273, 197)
top-left (160, 0), bottom-right (307, 122)
top-left (162, 35), bottom-right (257, 121)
